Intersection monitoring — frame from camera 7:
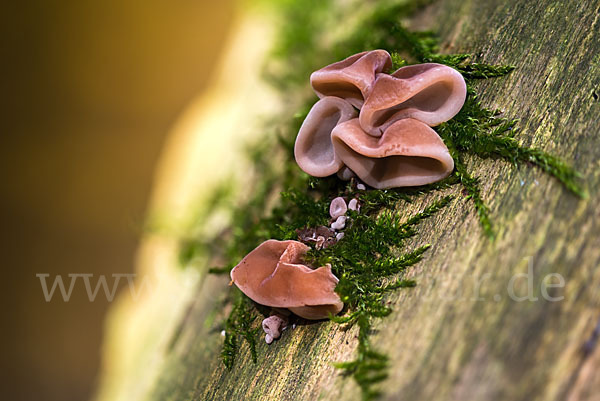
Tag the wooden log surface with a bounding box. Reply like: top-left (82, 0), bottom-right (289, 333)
top-left (97, 0), bottom-right (600, 400)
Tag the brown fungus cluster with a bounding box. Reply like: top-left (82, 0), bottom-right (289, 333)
top-left (230, 240), bottom-right (343, 324)
top-left (229, 51), bottom-right (467, 342)
top-left (295, 50), bottom-right (466, 189)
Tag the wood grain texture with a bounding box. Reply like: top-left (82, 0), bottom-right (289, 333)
top-left (142, 0), bottom-right (600, 400)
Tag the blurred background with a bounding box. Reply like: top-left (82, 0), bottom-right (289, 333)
top-left (0, 1), bottom-right (236, 400)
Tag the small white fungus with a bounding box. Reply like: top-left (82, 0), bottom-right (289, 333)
top-left (262, 314), bottom-right (288, 345)
top-left (331, 215), bottom-right (347, 230)
top-left (329, 196), bottom-right (347, 219)
top-left (348, 198), bottom-right (359, 211)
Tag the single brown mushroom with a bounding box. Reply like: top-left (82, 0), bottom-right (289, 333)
top-left (359, 63), bottom-right (467, 137)
top-left (230, 240), bottom-right (344, 320)
top-left (310, 50), bottom-right (392, 108)
top-left (331, 118), bottom-right (454, 188)
top-left (294, 97), bottom-right (357, 177)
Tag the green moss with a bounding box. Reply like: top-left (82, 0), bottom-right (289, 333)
top-left (314, 197), bottom-right (451, 401)
top-left (179, 0), bottom-right (585, 399)
top-left (221, 288), bottom-right (261, 369)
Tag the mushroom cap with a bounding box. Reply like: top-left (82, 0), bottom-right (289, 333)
top-left (310, 50), bottom-right (392, 108)
top-left (230, 240), bottom-right (344, 320)
top-left (331, 215), bottom-right (347, 231)
top-left (294, 97), bottom-right (357, 177)
top-left (331, 118), bottom-right (455, 189)
top-left (288, 305), bottom-right (344, 320)
top-left (348, 198), bottom-right (359, 211)
top-left (359, 63), bottom-right (467, 137)
top-left (329, 196), bottom-right (348, 219)
top-left (262, 314), bottom-right (288, 340)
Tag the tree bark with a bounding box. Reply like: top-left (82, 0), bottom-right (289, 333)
top-left (97, 0), bottom-right (600, 400)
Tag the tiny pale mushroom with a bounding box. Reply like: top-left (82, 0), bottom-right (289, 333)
top-left (230, 240), bottom-right (343, 320)
top-left (262, 314), bottom-right (288, 344)
top-left (329, 196), bottom-right (347, 219)
top-left (331, 215), bottom-right (347, 230)
top-left (294, 97), bottom-right (357, 177)
top-left (331, 118), bottom-right (454, 189)
top-left (310, 50), bottom-right (392, 108)
top-left (359, 63), bottom-right (467, 137)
